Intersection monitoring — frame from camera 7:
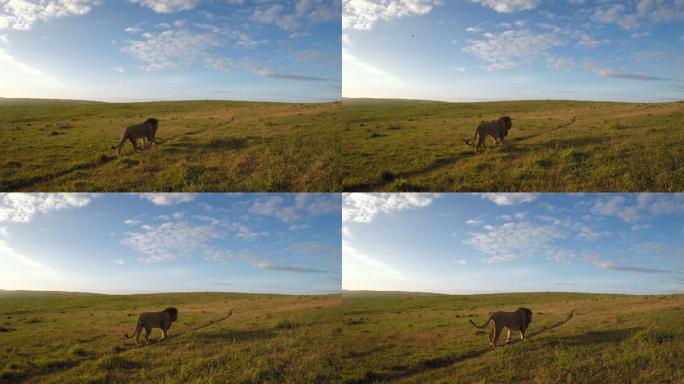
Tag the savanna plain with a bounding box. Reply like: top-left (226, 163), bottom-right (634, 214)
top-left (0, 98), bottom-right (340, 192)
top-left (341, 99), bottom-right (684, 192)
top-left (0, 291), bottom-right (341, 383)
top-left (342, 291), bottom-right (684, 384)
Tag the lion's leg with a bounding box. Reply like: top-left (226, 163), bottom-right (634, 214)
top-left (493, 323), bottom-right (503, 348)
top-left (488, 322), bottom-right (495, 348)
top-left (520, 329), bottom-right (525, 341)
top-left (161, 328), bottom-right (167, 340)
top-left (505, 328), bottom-right (511, 344)
top-left (128, 136), bottom-right (140, 153)
top-left (477, 136), bottom-right (486, 153)
top-left (143, 326), bottom-right (151, 345)
top-left (133, 324), bottom-right (142, 346)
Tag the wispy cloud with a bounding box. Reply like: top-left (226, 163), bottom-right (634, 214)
top-left (204, 249), bottom-right (328, 273)
top-left (583, 253), bottom-right (669, 274)
top-left (343, 242), bottom-right (400, 276)
top-left (0, 44), bottom-right (60, 84)
top-left (0, 238), bottom-right (61, 278)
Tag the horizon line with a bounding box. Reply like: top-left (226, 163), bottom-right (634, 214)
top-left (0, 289), bottom-right (343, 296)
top-left (342, 289), bottom-right (684, 296)
top-left (341, 96), bottom-right (684, 104)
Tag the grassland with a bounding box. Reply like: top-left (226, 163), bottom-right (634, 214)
top-left (0, 98), bottom-right (340, 192)
top-left (341, 98), bottom-right (684, 191)
top-left (341, 291), bottom-right (684, 384)
top-left (0, 291), bottom-right (341, 383)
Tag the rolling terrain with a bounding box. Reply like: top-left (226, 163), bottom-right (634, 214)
top-left (0, 99), bottom-right (340, 192)
top-left (342, 291), bottom-right (684, 383)
top-left (341, 98), bottom-right (684, 191)
top-left (0, 291), bottom-right (341, 383)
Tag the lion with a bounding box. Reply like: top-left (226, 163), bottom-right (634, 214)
top-left (465, 116), bottom-right (512, 152)
top-left (469, 307), bottom-right (532, 349)
top-left (112, 118), bottom-right (159, 157)
top-left (125, 307), bottom-right (178, 346)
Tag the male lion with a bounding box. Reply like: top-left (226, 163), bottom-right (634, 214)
top-left (465, 116), bottom-right (512, 152)
top-left (469, 307), bottom-right (532, 349)
top-left (125, 307), bottom-right (177, 346)
top-left (112, 118), bottom-right (159, 157)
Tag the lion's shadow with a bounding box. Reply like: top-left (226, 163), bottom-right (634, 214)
top-left (161, 136), bottom-right (261, 155)
top-left (544, 327), bottom-right (643, 347)
top-left (191, 328), bottom-right (278, 343)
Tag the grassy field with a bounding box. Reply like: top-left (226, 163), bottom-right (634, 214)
top-left (341, 291), bottom-right (684, 384)
top-left (0, 291), bottom-right (341, 383)
top-left (0, 98), bottom-right (340, 192)
top-left (341, 98), bottom-right (684, 191)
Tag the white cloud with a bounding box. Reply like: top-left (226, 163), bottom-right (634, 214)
top-left (0, 0), bottom-right (99, 31)
top-left (591, 196), bottom-right (639, 223)
top-left (463, 221), bottom-right (567, 263)
top-left (471, 0), bottom-right (539, 13)
top-left (454, 258), bottom-right (467, 265)
top-left (111, 259), bottom-right (125, 265)
top-left (466, 26), bottom-right (482, 33)
top-left (289, 223), bottom-right (311, 231)
top-left (122, 29), bottom-right (222, 71)
top-left (250, 196), bottom-right (299, 222)
top-left (592, 3), bottom-right (640, 29)
top-left (128, 0), bottom-right (199, 13)
top-left (121, 221), bottom-right (222, 263)
top-left (591, 194), bottom-right (684, 225)
top-left (252, 0), bottom-right (339, 31)
top-left (0, 193), bottom-right (91, 223)
top-left (250, 194), bottom-right (338, 223)
top-left (466, 219), bottom-right (482, 225)
top-left (125, 26), bottom-right (141, 34)
top-left (124, 219), bottom-right (141, 225)
top-left (480, 193), bottom-right (537, 206)
top-left (112, 66), bottom-right (125, 73)
top-left (138, 193), bottom-right (196, 205)
top-left (343, 193), bottom-right (435, 223)
top-left (463, 29), bottom-right (563, 71)
top-left (343, 0), bottom-right (442, 30)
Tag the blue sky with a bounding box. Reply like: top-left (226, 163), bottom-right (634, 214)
top-left (343, 193), bottom-right (684, 295)
top-left (0, 0), bottom-right (340, 102)
top-left (0, 193), bottom-right (341, 294)
top-left (342, 0), bottom-right (684, 102)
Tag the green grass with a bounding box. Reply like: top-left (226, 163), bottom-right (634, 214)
top-left (341, 98), bottom-right (684, 191)
top-left (0, 291), bottom-right (341, 383)
top-left (341, 291), bottom-right (684, 383)
top-left (0, 98), bottom-right (341, 192)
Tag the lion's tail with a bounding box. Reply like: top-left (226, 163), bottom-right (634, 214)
top-left (465, 131), bottom-right (478, 146)
top-left (113, 132), bottom-right (128, 154)
top-left (469, 317), bottom-right (491, 329)
top-left (125, 321), bottom-right (140, 338)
